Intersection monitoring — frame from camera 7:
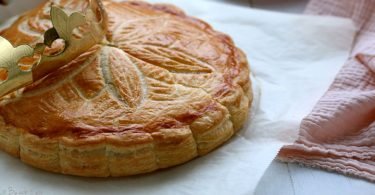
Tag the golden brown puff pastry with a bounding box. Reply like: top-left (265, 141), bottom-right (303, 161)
top-left (0, 0), bottom-right (252, 177)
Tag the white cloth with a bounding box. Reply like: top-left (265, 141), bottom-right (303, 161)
top-left (0, 0), bottom-right (355, 194)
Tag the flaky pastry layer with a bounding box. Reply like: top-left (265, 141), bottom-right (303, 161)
top-left (0, 0), bottom-right (252, 177)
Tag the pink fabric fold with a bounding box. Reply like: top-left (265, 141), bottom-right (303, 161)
top-left (278, 0), bottom-right (375, 181)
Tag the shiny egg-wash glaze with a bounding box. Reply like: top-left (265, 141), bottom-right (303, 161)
top-left (0, 0), bottom-right (252, 177)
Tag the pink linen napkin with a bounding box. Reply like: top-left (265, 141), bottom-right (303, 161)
top-left (278, 0), bottom-right (375, 181)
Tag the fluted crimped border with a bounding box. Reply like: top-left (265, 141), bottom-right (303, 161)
top-left (0, 1), bottom-right (253, 177)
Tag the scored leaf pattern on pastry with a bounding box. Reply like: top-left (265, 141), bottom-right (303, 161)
top-left (121, 44), bottom-right (213, 73)
top-left (107, 47), bottom-right (144, 108)
top-left (0, 0), bottom-right (247, 133)
top-left (0, 0), bottom-right (252, 178)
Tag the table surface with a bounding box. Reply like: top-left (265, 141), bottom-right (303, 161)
top-left (209, 0), bottom-right (375, 195)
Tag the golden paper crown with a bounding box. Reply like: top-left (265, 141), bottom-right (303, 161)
top-left (0, 0), bottom-right (107, 97)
